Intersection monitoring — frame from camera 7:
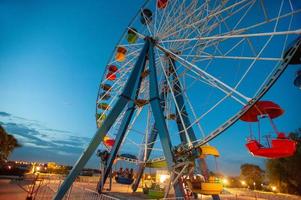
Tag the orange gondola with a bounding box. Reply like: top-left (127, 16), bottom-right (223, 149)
top-left (115, 46), bottom-right (127, 62)
top-left (98, 103), bottom-right (110, 110)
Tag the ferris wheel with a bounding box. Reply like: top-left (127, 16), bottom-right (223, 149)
top-left (54, 0), bottom-right (301, 199)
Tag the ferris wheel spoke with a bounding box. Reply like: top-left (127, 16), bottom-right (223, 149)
top-left (182, 54), bottom-right (282, 62)
top-left (161, 0), bottom-right (250, 40)
top-left (154, 0), bottom-right (175, 36)
top-left (176, 9), bottom-right (301, 51)
top-left (159, 0), bottom-right (219, 38)
top-left (157, 44), bottom-right (251, 103)
top-left (159, 29), bottom-right (301, 44)
top-left (121, 107), bottom-right (143, 147)
top-left (156, 0), bottom-right (184, 36)
top-left (156, 48), bottom-right (193, 146)
top-left (159, 0), bottom-right (198, 38)
top-left (178, 93), bottom-right (230, 137)
top-left (166, 56), bottom-right (207, 138)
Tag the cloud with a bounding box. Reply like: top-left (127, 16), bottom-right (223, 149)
top-left (0, 112), bottom-right (10, 117)
top-left (0, 111), bottom-right (98, 167)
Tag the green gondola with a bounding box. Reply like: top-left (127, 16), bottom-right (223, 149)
top-left (97, 113), bottom-right (107, 121)
top-left (148, 189), bottom-right (164, 199)
top-left (127, 28), bottom-right (138, 44)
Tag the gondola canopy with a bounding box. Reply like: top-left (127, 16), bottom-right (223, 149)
top-left (240, 101), bottom-right (284, 122)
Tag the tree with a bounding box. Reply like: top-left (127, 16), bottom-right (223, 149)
top-left (240, 163), bottom-right (265, 189)
top-left (266, 129), bottom-right (301, 195)
top-left (0, 125), bottom-right (21, 162)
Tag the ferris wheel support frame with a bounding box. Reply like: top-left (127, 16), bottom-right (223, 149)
top-left (97, 41), bottom-right (149, 193)
top-left (53, 38), bottom-right (188, 199)
top-left (53, 39), bottom-right (150, 200)
top-left (148, 40), bottom-right (186, 198)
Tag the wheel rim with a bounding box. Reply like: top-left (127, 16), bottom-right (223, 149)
top-left (96, 0), bottom-right (301, 163)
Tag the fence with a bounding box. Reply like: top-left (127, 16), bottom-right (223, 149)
top-left (33, 175), bottom-right (119, 200)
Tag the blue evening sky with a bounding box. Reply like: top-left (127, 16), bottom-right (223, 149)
top-left (0, 0), bottom-right (300, 175)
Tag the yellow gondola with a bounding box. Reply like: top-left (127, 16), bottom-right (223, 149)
top-left (200, 145), bottom-right (220, 158)
top-left (186, 177), bottom-right (223, 195)
top-left (186, 145), bottom-right (223, 195)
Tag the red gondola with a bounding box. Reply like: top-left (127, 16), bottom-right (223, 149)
top-left (157, 0), bottom-right (168, 9)
top-left (104, 139), bottom-right (115, 147)
top-left (106, 72), bottom-right (116, 81)
top-left (241, 101), bottom-right (297, 159)
top-left (246, 135), bottom-right (297, 159)
top-left (108, 65), bottom-right (118, 73)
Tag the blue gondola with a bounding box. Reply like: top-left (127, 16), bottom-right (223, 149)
top-left (140, 9), bottom-right (152, 25)
top-left (115, 176), bottom-right (134, 185)
top-left (294, 70), bottom-right (301, 89)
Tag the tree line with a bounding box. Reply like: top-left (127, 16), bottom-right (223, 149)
top-left (0, 125), bottom-right (21, 163)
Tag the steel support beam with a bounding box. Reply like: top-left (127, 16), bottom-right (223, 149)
top-left (98, 41), bottom-right (149, 192)
top-left (148, 41), bottom-right (185, 198)
top-left (169, 58), bottom-right (220, 200)
top-left (132, 62), bottom-right (169, 192)
top-left (131, 124), bottom-right (158, 191)
top-left (169, 58), bottom-right (197, 143)
top-left (53, 40), bottom-right (150, 200)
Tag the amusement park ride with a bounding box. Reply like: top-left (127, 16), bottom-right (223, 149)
top-left (54, 0), bottom-right (301, 199)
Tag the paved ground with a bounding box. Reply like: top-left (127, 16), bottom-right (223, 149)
top-left (1, 176), bottom-right (301, 200)
top-left (0, 179), bottom-right (27, 200)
